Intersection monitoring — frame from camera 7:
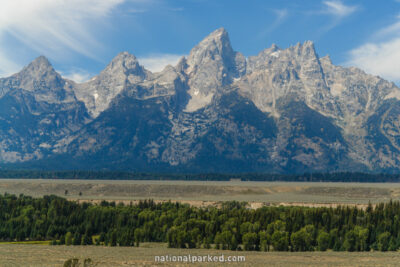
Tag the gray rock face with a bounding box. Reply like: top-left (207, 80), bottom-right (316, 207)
top-left (73, 52), bottom-right (149, 118)
top-left (0, 56), bottom-right (77, 103)
top-left (2, 28), bottom-right (400, 173)
top-left (0, 56), bottom-right (89, 162)
top-left (184, 28), bottom-right (246, 112)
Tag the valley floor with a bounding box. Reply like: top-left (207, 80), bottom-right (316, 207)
top-left (1, 180), bottom-right (400, 266)
top-left (0, 179), bottom-right (399, 207)
top-left (0, 243), bottom-right (400, 267)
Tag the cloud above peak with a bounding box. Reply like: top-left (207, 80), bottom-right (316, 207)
top-left (0, 0), bottom-right (126, 77)
top-left (323, 0), bottom-right (358, 18)
top-left (347, 37), bottom-right (400, 83)
top-left (346, 10), bottom-right (400, 83)
top-left (138, 54), bottom-right (183, 73)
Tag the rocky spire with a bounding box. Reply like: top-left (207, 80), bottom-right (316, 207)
top-left (73, 51), bottom-right (150, 118)
top-left (184, 28), bottom-right (246, 112)
top-left (186, 28), bottom-right (233, 70)
top-left (101, 52), bottom-right (146, 79)
top-left (17, 56), bottom-right (59, 85)
top-left (12, 56), bottom-right (70, 99)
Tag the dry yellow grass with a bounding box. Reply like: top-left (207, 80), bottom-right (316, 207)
top-left (1, 180), bottom-right (400, 266)
top-left (0, 243), bottom-right (400, 267)
top-left (0, 179), bottom-right (399, 206)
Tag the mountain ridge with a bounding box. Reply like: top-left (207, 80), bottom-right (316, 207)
top-left (1, 28), bottom-right (400, 173)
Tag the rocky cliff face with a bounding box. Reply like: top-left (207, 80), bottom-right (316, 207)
top-left (1, 28), bottom-right (400, 173)
top-left (0, 57), bottom-right (89, 162)
top-left (184, 28), bottom-right (246, 112)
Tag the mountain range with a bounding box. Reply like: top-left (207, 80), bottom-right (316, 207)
top-left (1, 28), bottom-right (400, 173)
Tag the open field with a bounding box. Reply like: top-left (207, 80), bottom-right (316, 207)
top-left (0, 179), bottom-right (399, 207)
top-left (1, 181), bottom-right (400, 266)
top-left (1, 243), bottom-right (400, 267)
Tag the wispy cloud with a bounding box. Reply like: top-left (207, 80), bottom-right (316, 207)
top-left (346, 10), bottom-right (400, 82)
top-left (61, 69), bottom-right (93, 83)
top-left (318, 0), bottom-right (358, 32)
top-left (0, 48), bottom-right (21, 77)
top-left (138, 54), bottom-right (183, 73)
top-left (373, 16), bottom-right (400, 39)
top-left (258, 9), bottom-right (288, 39)
top-left (347, 37), bottom-right (400, 83)
top-left (0, 0), bottom-right (127, 77)
top-left (273, 9), bottom-right (289, 24)
top-left (323, 0), bottom-right (358, 18)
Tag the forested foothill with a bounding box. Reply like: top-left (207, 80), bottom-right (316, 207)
top-left (1, 194), bottom-right (400, 252)
top-left (0, 170), bottom-right (400, 182)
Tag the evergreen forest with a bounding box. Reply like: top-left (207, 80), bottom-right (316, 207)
top-left (0, 194), bottom-right (399, 252)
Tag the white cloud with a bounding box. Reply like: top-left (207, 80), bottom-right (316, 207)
top-left (313, 1), bottom-right (358, 33)
top-left (323, 0), bottom-right (358, 18)
top-left (346, 12), bottom-right (400, 83)
top-left (374, 20), bottom-right (400, 39)
top-left (0, 0), bottom-right (126, 77)
top-left (61, 70), bottom-right (93, 83)
top-left (347, 38), bottom-right (400, 82)
top-left (138, 54), bottom-right (183, 72)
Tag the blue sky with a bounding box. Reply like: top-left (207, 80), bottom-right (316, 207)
top-left (1, 0), bottom-right (400, 83)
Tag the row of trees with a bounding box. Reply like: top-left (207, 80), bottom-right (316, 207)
top-left (0, 170), bottom-right (399, 182)
top-left (0, 193), bottom-right (400, 251)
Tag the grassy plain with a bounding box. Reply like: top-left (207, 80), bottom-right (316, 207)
top-left (0, 179), bottom-right (399, 207)
top-left (1, 243), bottom-right (400, 267)
top-left (1, 179), bottom-right (400, 266)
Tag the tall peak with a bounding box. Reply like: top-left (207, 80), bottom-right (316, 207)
top-left (31, 56), bottom-right (52, 67)
top-left (16, 55), bottom-right (58, 82)
top-left (23, 56), bottom-right (54, 74)
top-left (206, 27), bottom-right (228, 39)
top-left (270, 43), bottom-right (279, 51)
top-left (107, 52), bottom-right (139, 69)
top-left (102, 51), bottom-right (146, 77)
top-left (187, 28), bottom-right (234, 70)
top-left (10, 55), bottom-right (68, 98)
top-left (301, 40), bottom-right (317, 58)
top-left (303, 40), bottom-right (315, 47)
top-left (196, 27), bottom-right (231, 48)
top-left (184, 28), bottom-right (245, 112)
top-left (288, 41), bottom-right (317, 58)
top-left (112, 51), bottom-right (138, 62)
top-left (320, 55), bottom-right (332, 65)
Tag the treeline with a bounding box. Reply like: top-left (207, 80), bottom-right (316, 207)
top-left (0, 170), bottom-right (400, 182)
top-left (1, 194), bottom-right (400, 252)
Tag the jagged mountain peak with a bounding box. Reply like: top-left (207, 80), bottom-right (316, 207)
top-left (109, 51), bottom-right (138, 65)
top-left (200, 27), bottom-right (229, 43)
top-left (3, 28), bottom-right (400, 173)
top-left (288, 40), bottom-right (317, 58)
top-left (320, 55), bottom-right (332, 65)
top-left (19, 55), bottom-right (56, 78)
top-left (7, 55), bottom-right (72, 99)
top-left (247, 40), bottom-right (318, 73)
top-left (186, 28), bottom-right (234, 71)
top-left (175, 56), bottom-right (188, 73)
top-left (73, 51), bottom-right (149, 118)
top-left (101, 51), bottom-right (146, 77)
top-left (303, 40), bottom-right (315, 47)
top-left (301, 40), bottom-right (317, 56)
top-left (184, 28), bottom-right (246, 112)
top-left (270, 43), bottom-right (280, 50)
top-left (29, 55), bottom-right (52, 68)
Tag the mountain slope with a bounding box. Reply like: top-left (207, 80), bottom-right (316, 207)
top-left (1, 28), bottom-right (400, 173)
top-left (0, 57), bottom-right (89, 163)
